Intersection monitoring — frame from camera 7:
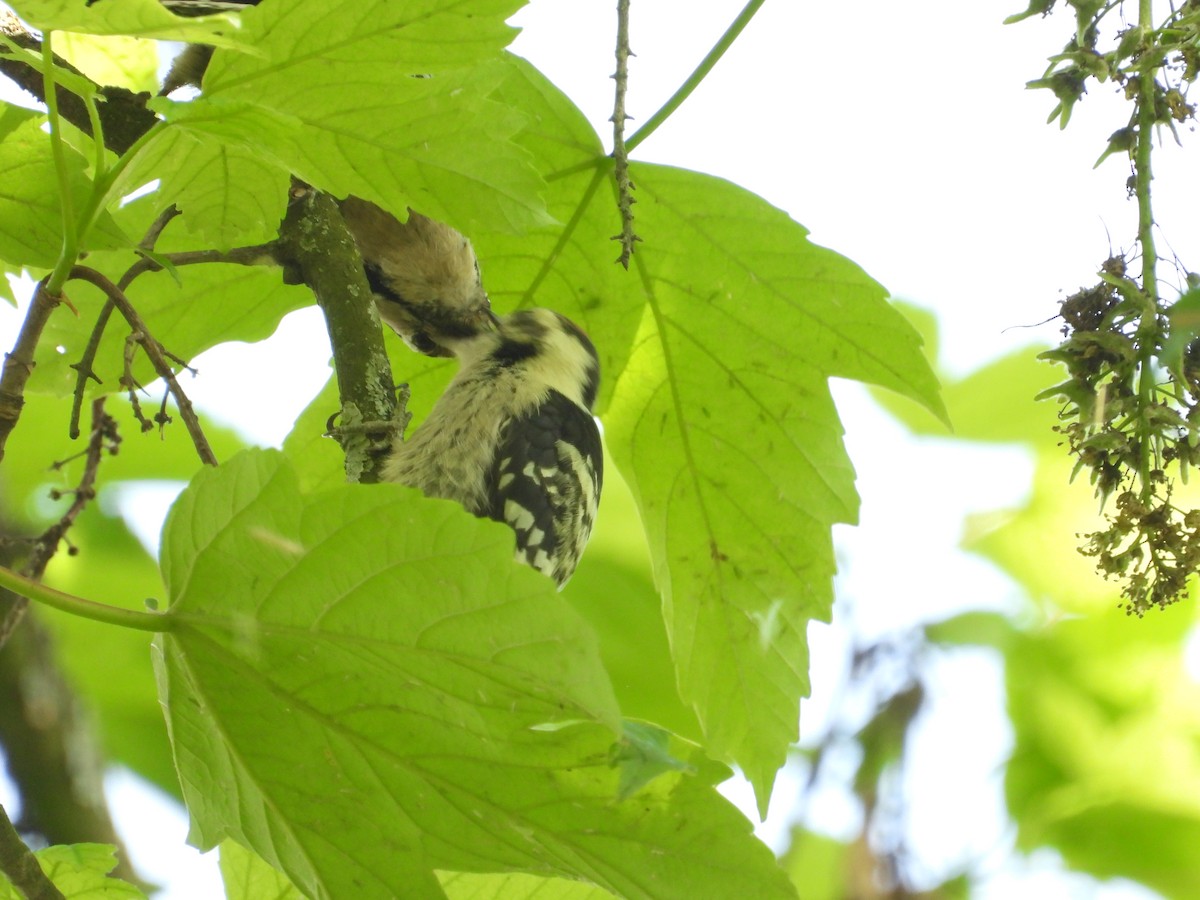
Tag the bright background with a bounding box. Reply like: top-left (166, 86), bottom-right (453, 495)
top-left (3, 1), bottom-right (1196, 896)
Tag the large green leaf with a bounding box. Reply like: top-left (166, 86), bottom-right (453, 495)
top-left (131, 0), bottom-right (547, 238)
top-left (441, 872), bottom-right (614, 899)
top-left (287, 57), bottom-right (942, 813)
top-left (219, 841), bottom-right (621, 900)
top-left (155, 450), bottom-right (795, 899)
top-left (55, 31), bottom-right (160, 94)
top-left (601, 163), bottom-right (942, 811)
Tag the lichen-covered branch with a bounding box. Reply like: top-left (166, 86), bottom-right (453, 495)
top-left (276, 188), bottom-right (397, 483)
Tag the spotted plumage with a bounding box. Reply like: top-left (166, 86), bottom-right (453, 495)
top-left (382, 308), bottom-right (603, 586)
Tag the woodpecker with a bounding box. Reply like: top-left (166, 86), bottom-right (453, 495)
top-left (382, 307), bottom-right (603, 587)
top-left (343, 203), bottom-right (603, 585)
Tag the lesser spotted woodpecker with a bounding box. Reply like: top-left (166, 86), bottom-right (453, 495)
top-left (382, 307), bottom-right (603, 586)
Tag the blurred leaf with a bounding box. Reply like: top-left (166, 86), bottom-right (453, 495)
top-left (874, 336), bottom-right (1061, 445)
top-left (39, 514), bottom-right (178, 793)
top-left (777, 828), bottom-right (847, 900)
top-left (966, 455), bottom-right (1112, 613)
top-left (1161, 286), bottom-right (1200, 383)
top-left (925, 610), bottom-right (1017, 652)
top-left (1006, 609), bottom-right (1200, 897)
top-left (854, 684), bottom-right (923, 795)
top-left (155, 450), bottom-right (795, 899)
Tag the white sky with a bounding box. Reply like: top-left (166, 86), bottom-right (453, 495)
top-left (1, 1), bottom-right (1187, 897)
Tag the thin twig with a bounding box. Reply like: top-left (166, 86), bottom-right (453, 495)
top-left (28, 399), bottom-right (118, 579)
top-left (0, 802), bottom-right (65, 900)
top-left (67, 266), bottom-right (217, 466)
top-left (610, 0), bottom-right (639, 268)
top-left (67, 207), bottom-right (178, 440)
top-left (120, 332), bottom-right (154, 433)
top-left (0, 400), bottom-right (119, 645)
top-left (119, 242), bottom-right (281, 287)
top-left (68, 301), bottom-right (116, 439)
top-left (139, 205), bottom-right (182, 251)
top-left (0, 281), bottom-right (63, 464)
top-left (68, 231), bottom-right (275, 438)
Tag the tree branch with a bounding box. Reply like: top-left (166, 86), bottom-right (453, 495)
top-left (276, 188), bottom-right (397, 483)
top-left (0, 802), bottom-right (64, 900)
top-left (0, 281), bottom-right (64, 466)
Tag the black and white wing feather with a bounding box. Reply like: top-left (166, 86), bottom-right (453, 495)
top-left (486, 390), bottom-right (603, 587)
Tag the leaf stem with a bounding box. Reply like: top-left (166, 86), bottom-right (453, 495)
top-left (83, 91), bottom-right (107, 178)
top-left (0, 565), bottom-right (168, 633)
top-left (626, 0), bottom-right (766, 153)
top-left (41, 32), bottom-right (78, 294)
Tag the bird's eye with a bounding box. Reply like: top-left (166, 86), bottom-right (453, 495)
top-left (409, 332), bottom-right (439, 355)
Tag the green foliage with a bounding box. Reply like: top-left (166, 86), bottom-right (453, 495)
top-left (155, 450), bottom-right (793, 899)
top-left (0, 843), bottom-right (144, 899)
top-left (1005, 610), bottom-right (1200, 898)
top-left (910, 322), bottom-right (1200, 897)
top-left (0, 0), bottom-right (946, 894)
